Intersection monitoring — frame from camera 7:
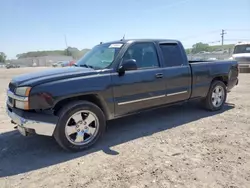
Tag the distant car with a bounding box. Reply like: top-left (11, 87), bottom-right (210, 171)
top-left (213, 49), bottom-right (228, 54)
top-left (55, 60), bottom-right (75, 67)
top-left (0, 63), bottom-right (6, 68)
top-left (69, 60), bottom-right (76, 66)
top-left (6, 63), bottom-right (20, 69)
top-left (61, 61), bottom-right (70, 67)
top-left (208, 58), bottom-right (217, 61)
top-left (52, 61), bottom-right (64, 67)
top-left (198, 51), bottom-right (210, 54)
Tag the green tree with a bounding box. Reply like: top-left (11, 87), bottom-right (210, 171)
top-left (191, 42), bottom-right (209, 54)
top-left (64, 47), bottom-right (79, 57)
top-left (0, 52), bottom-right (7, 62)
top-left (185, 49), bottom-right (191, 54)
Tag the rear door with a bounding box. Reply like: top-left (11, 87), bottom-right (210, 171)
top-left (111, 42), bottom-right (166, 116)
top-left (159, 43), bottom-right (192, 103)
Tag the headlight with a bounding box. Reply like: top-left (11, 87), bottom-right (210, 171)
top-left (15, 87), bottom-right (31, 96)
top-left (15, 100), bottom-right (29, 110)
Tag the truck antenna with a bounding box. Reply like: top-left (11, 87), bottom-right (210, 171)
top-left (120, 34), bottom-right (125, 41)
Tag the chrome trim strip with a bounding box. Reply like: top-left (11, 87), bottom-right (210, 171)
top-left (118, 95), bottom-right (166, 105)
top-left (7, 99), bottom-right (14, 107)
top-left (167, 91), bottom-right (188, 96)
top-left (7, 90), bottom-right (28, 101)
top-left (6, 107), bottom-right (56, 136)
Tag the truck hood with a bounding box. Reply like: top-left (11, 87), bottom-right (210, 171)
top-left (232, 53), bottom-right (250, 63)
top-left (11, 67), bottom-right (107, 87)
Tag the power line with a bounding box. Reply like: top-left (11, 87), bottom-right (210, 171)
top-left (181, 28), bottom-right (249, 42)
top-left (224, 39), bottom-right (250, 42)
top-left (207, 40), bottom-right (220, 44)
top-left (180, 30), bottom-right (221, 41)
top-left (225, 29), bottom-right (250, 32)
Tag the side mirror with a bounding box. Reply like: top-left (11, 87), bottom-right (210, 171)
top-left (118, 59), bottom-right (137, 76)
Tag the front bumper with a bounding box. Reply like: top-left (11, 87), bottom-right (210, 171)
top-left (6, 89), bottom-right (58, 136)
top-left (6, 106), bottom-right (58, 136)
top-left (238, 64), bottom-right (250, 73)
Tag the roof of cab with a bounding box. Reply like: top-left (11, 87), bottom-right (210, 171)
top-left (100, 39), bottom-right (181, 44)
top-left (235, 41), bottom-right (250, 45)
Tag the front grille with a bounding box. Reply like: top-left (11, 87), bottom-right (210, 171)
top-left (7, 96), bottom-right (14, 107)
top-left (234, 57), bottom-right (250, 62)
top-left (239, 64), bottom-right (250, 68)
top-left (9, 82), bottom-right (16, 92)
top-left (8, 97), bottom-right (13, 103)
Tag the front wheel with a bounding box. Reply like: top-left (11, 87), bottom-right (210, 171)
top-left (54, 101), bottom-right (106, 152)
top-left (203, 80), bottom-right (227, 111)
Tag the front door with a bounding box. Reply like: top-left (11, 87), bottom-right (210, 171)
top-left (111, 42), bottom-right (166, 116)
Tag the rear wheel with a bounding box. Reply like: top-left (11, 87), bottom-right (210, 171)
top-left (54, 101), bottom-right (106, 152)
top-left (203, 80), bottom-right (227, 111)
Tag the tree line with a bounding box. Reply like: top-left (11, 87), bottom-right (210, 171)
top-left (16, 47), bottom-right (91, 59)
top-left (0, 52), bottom-right (7, 62)
top-left (185, 42), bottom-right (234, 54)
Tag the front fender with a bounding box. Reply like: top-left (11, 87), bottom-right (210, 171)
top-left (29, 73), bottom-right (114, 117)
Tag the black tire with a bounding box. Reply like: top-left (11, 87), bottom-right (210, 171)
top-left (54, 100), bottom-right (106, 152)
top-left (203, 80), bottom-right (227, 111)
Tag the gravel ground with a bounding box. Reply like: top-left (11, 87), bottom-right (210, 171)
top-left (0, 68), bottom-right (249, 188)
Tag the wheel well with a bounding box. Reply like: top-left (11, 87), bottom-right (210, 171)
top-left (53, 94), bottom-right (109, 119)
top-left (212, 76), bottom-right (228, 86)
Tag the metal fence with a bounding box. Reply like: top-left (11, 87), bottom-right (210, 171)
top-left (187, 53), bottom-right (231, 61)
top-left (9, 56), bottom-right (73, 67)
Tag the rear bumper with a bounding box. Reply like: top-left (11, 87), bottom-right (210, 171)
top-left (6, 106), bottom-right (58, 136)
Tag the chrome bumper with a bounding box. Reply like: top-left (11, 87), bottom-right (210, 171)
top-left (6, 107), bottom-right (57, 136)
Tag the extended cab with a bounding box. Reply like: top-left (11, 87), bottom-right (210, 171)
top-left (6, 39), bottom-right (239, 151)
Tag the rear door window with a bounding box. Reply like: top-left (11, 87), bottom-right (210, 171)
top-left (159, 43), bottom-right (184, 67)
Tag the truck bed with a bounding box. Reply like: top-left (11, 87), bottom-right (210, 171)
top-left (189, 60), bottom-right (238, 99)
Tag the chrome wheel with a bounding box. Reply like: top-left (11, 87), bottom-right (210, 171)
top-left (65, 110), bottom-right (99, 146)
top-left (211, 85), bottom-right (225, 108)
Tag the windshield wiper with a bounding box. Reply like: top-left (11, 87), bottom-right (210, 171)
top-left (79, 64), bottom-right (94, 69)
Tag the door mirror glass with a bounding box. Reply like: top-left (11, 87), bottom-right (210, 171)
top-left (118, 59), bottom-right (137, 75)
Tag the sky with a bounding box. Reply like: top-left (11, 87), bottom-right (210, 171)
top-left (0, 0), bottom-right (250, 59)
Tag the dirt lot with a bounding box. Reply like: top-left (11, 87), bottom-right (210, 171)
top-left (0, 68), bottom-right (250, 188)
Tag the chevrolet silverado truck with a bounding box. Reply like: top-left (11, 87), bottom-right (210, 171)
top-left (6, 39), bottom-right (239, 152)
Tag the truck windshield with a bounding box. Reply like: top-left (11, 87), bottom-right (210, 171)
top-left (76, 43), bottom-right (123, 69)
top-left (233, 44), bottom-right (250, 54)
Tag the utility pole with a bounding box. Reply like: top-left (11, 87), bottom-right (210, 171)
top-left (64, 34), bottom-right (69, 56)
top-left (220, 29), bottom-right (226, 47)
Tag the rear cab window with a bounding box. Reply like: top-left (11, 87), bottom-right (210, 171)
top-left (159, 43), bottom-right (184, 67)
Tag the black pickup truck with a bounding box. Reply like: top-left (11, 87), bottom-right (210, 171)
top-left (6, 39), bottom-right (239, 151)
